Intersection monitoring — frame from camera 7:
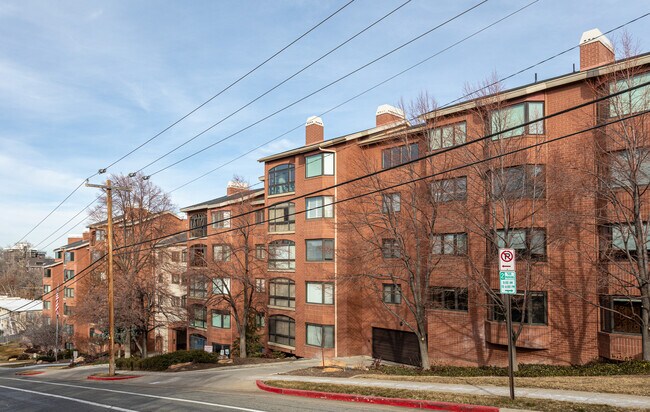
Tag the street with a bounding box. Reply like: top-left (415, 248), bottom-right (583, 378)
top-left (0, 360), bottom-right (409, 411)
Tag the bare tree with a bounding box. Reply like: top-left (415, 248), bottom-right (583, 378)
top-left (0, 244), bottom-right (44, 299)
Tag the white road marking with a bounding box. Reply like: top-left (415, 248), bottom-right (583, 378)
top-left (0, 377), bottom-right (268, 412)
top-left (0, 384), bottom-right (137, 411)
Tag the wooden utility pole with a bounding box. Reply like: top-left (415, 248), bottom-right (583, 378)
top-left (86, 179), bottom-right (130, 376)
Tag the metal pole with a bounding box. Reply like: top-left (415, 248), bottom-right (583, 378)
top-left (106, 179), bottom-right (116, 377)
top-left (505, 294), bottom-right (515, 400)
top-left (55, 313), bottom-right (59, 362)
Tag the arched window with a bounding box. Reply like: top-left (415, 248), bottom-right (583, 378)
top-left (269, 315), bottom-right (295, 347)
top-left (268, 202), bottom-right (295, 232)
top-left (268, 240), bottom-right (295, 270)
top-left (269, 164), bottom-right (295, 195)
top-left (189, 244), bottom-right (207, 267)
top-left (269, 278), bottom-right (295, 308)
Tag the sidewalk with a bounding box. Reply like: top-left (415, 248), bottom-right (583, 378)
top-left (268, 375), bottom-right (650, 410)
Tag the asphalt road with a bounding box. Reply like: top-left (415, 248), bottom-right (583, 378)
top-left (0, 360), bottom-right (409, 412)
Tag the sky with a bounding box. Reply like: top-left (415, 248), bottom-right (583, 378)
top-left (1, 0), bottom-right (649, 255)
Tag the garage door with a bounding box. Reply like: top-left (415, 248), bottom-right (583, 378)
top-left (372, 327), bottom-right (421, 366)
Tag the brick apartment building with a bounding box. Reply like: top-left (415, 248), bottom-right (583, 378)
top-left (177, 28), bottom-right (650, 366)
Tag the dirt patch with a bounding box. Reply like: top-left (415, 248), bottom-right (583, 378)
top-left (168, 357), bottom-right (290, 372)
top-left (282, 366), bottom-right (368, 378)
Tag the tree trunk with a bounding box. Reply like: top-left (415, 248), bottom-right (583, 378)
top-left (642, 292), bottom-right (650, 361)
top-left (142, 334), bottom-right (148, 358)
top-left (418, 337), bottom-right (430, 369)
top-left (125, 329), bottom-right (131, 358)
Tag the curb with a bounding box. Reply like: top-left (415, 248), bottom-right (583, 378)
top-left (87, 374), bottom-right (141, 381)
top-left (15, 371), bottom-right (45, 376)
top-left (256, 380), bottom-right (499, 412)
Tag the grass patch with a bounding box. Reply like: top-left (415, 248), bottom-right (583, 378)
top-left (264, 380), bottom-right (642, 412)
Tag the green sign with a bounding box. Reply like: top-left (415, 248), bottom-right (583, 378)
top-left (499, 271), bottom-right (517, 294)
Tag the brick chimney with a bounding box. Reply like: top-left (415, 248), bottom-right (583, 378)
top-left (226, 180), bottom-right (249, 196)
top-left (306, 116), bottom-right (324, 145)
top-left (579, 28), bottom-right (614, 71)
top-left (376, 104), bottom-right (405, 127)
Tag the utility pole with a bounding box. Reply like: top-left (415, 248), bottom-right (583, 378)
top-left (86, 179), bottom-right (131, 376)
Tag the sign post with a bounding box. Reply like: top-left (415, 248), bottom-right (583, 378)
top-left (498, 248), bottom-right (516, 400)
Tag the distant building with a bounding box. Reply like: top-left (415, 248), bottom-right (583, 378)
top-left (0, 295), bottom-right (42, 337)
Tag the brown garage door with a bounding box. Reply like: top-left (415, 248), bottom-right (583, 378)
top-left (372, 327), bottom-right (421, 367)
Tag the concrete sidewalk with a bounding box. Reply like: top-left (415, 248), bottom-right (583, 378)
top-left (269, 375), bottom-right (650, 409)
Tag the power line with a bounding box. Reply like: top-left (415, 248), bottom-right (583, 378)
top-left (134, 0), bottom-right (414, 174)
top-left (144, 0), bottom-right (488, 178)
top-left (34, 197), bottom-right (101, 250)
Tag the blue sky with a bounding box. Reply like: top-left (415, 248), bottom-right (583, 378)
top-left (1, 0), bottom-right (648, 254)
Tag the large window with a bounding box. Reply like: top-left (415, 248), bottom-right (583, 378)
top-left (43, 301), bottom-right (51, 310)
top-left (306, 282), bottom-right (334, 304)
top-left (306, 196), bottom-right (334, 219)
top-left (64, 270), bottom-right (75, 280)
top-left (382, 239), bottom-right (400, 259)
top-left (268, 202), bottom-right (295, 232)
top-left (268, 240), bottom-right (295, 270)
top-left (496, 228), bottom-right (546, 260)
top-left (382, 143), bottom-right (418, 169)
top-left (383, 284), bottom-right (402, 304)
top-left (212, 278), bottom-right (231, 295)
top-left (213, 244), bottom-right (231, 262)
top-left (609, 72), bottom-right (650, 117)
top-left (212, 210), bottom-right (231, 229)
top-left (432, 176), bottom-right (467, 202)
top-left (492, 165), bottom-right (545, 199)
top-left (44, 268), bottom-right (52, 278)
top-left (609, 150), bottom-right (650, 187)
top-left (43, 285), bottom-right (50, 294)
top-left (191, 305), bottom-right (207, 329)
top-left (190, 212), bottom-right (207, 238)
top-left (602, 224), bottom-right (650, 259)
top-left (306, 153), bottom-right (334, 178)
top-left (429, 287), bottom-right (468, 311)
top-left (269, 164), bottom-right (295, 195)
top-left (211, 309), bottom-right (231, 329)
top-left (490, 101), bottom-right (544, 139)
top-left (189, 244), bottom-right (207, 267)
top-left (306, 324), bottom-right (334, 348)
top-left (64, 287), bottom-right (74, 298)
top-left (432, 233), bottom-right (467, 255)
top-left (64, 251), bottom-right (75, 262)
top-left (429, 122), bottom-right (466, 150)
top-left (306, 239), bottom-right (334, 261)
top-left (489, 291), bottom-right (547, 325)
top-left (189, 278), bottom-right (208, 298)
top-left (255, 244), bottom-right (266, 260)
top-left (600, 296), bottom-right (641, 334)
top-left (382, 193), bottom-right (401, 213)
top-left (269, 278), bottom-right (295, 308)
top-left (269, 315), bottom-right (295, 347)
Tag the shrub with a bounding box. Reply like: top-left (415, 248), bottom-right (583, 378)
top-left (118, 350), bottom-right (219, 371)
top-left (37, 355), bottom-right (55, 362)
top-left (115, 357), bottom-right (141, 371)
top-left (16, 354), bottom-right (31, 360)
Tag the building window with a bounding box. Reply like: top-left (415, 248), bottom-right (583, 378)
top-left (496, 228), bottom-right (546, 260)
top-left (255, 278), bottom-right (266, 293)
top-left (44, 268), bottom-right (51, 278)
top-left (269, 315), bottom-right (295, 347)
top-left (268, 240), bottom-right (295, 270)
top-left (64, 287), bottom-right (74, 298)
top-left (256, 312), bottom-right (266, 328)
top-left (172, 273), bottom-right (181, 284)
top-left (189, 212), bottom-right (207, 238)
top-left (382, 239), bottom-right (400, 259)
top-left (63, 304), bottom-right (73, 316)
top-left (429, 287), bottom-right (468, 311)
top-left (91, 251), bottom-right (102, 263)
top-left (64, 269), bottom-right (75, 281)
top-left (609, 149), bottom-right (650, 188)
top-left (255, 244), bottom-right (266, 260)
top-left (211, 310), bottom-right (231, 329)
top-left (64, 251), bottom-right (75, 262)
top-left (190, 334), bottom-right (206, 350)
top-left (171, 296), bottom-right (181, 307)
top-left (212, 278), bottom-right (231, 295)
top-left (212, 210), bottom-right (231, 229)
top-left (600, 296), bottom-right (641, 334)
top-left (43, 285), bottom-right (51, 294)
top-left (181, 249), bottom-right (187, 263)
top-left (383, 284), bottom-right (402, 304)
top-left (63, 324), bottom-right (74, 335)
top-left (306, 196), bottom-right (334, 219)
top-left (306, 239), bottom-right (334, 261)
top-left (306, 324), bottom-right (334, 348)
top-left (269, 278), bottom-right (295, 308)
top-left (429, 122), bottom-right (466, 150)
top-left (55, 251), bottom-right (62, 259)
top-left (489, 291), bottom-right (547, 325)
top-left (305, 153), bottom-right (334, 178)
top-left (255, 210), bottom-right (265, 225)
top-left (171, 251), bottom-right (181, 262)
top-left (189, 244), bottom-right (207, 267)
top-left (432, 233), bottom-right (467, 255)
top-left (601, 224), bottom-right (650, 259)
top-left (94, 230), bottom-right (106, 242)
top-left (191, 305), bottom-right (207, 329)
top-left (382, 143), bottom-right (418, 169)
top-left (432, 176), bottom-right (467, 202)
top-left (382, 193), bottom-right (401, 213)
top-left (43, 301), bottom-right (51, 310)
top-left (492, 165), bottom-right (545, 199)
top-left (181, 295), bottom-right (187, 308)
top-left (306, 282), bottom-right (334, 304)
top-left (269, 164), bottom-right (295, 195)
top-left (609, 72), bottom-right (650, 117)
top-left (491, 101), bottom-right (544, 139)
top-left (189, 278), bottom-right (208, 298)
top-left (212, 244), bottom-right (231, 262)
top-left (212, 342), bottom-right (231, 357)
top-left (268, 202), bottom-right (295, 232)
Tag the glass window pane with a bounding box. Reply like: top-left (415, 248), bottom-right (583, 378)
top-left (306, 197), bottom-right (323, 219)
top-left (528, 102), bottom-right (544, 134)
top-left (323, 196), bottom-right (334, 218)
top-left (307, 325), bottom-right (322, 346)
top-left (306, 154), bottom-right (323, 177)
top-left (442, 125), bottom-right (454, 148)
top-left (307, 283), bottom-right (323, 303)
top-left (456, 123), bottom-right (466, 144)
top-left (324, 284), bottom-right (334, 304)
top-left (323, 153), bottom-right (334, 175)
top-left (429, 129), bottom-right (442, 150)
